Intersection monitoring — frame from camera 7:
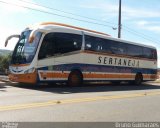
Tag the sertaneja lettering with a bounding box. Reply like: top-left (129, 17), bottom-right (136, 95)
top-left (114, 58), bottom-right (117, 65)
top-left (109, 58), bottom-right (112, 65)
top-left (104, 57), bottom-right (107, 64)
top-left (123, 59), bottom-right (127, 66)
top-left (98, 56), bottom-right (140, 67)
top-left (128, 60), bottom-right (131, 66)
top-left (98, 56), bottom-right (102, 64)
top-left (118, 59), bottom-right (122, 65)
top-left (132, 60), bottom-right (135, 66)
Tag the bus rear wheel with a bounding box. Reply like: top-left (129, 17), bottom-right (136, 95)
top-left (135, 73), bottom-right (143, 85)
top-left (68, 70), bottom-right (83, 86)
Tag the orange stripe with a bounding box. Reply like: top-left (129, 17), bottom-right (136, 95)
top-left (83, 73), bottom-right (135, 79)
top-left (143, 74), bottom-right (157, 79)
top-left (40, 72), bottom-right (135, 79)
top-left (39, 72), bottom-right (157, 80)
top-left (11, 64), bottom-right (30, 67)
top-left (40, 72), bottom-right (69, 78)
top-left (40, 22), bottom-right (110, 37)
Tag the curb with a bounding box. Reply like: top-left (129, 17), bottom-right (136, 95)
top-left (0, 76), bottom-right (9, 82)
top-left (0, 79), bottom-right (10, 82)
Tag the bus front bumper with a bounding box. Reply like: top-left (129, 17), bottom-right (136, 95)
top-left (9, 71), bottom-right (37, 84)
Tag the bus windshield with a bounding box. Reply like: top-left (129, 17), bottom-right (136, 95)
top-left (11, 30), bottom-right (42, 64)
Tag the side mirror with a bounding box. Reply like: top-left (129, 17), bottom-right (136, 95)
top-left (5, 35), bottom-right (20, 47)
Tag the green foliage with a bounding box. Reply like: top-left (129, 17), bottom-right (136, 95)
top-left (0, 54), bottom-right (12, 74)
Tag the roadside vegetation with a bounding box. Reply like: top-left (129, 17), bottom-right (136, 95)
top-left (0, 54), bottom-right (11, 75)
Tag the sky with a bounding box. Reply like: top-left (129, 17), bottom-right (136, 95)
top-left (0, 0), bottom-right (160, 66)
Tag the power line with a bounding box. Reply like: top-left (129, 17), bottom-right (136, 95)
top-left (0, 0), bottom-right (159, 45)
top-left (0, 0), bottom-right (114, 29)
top-left (17, 0), bottom-right (160, 44)
top-left (124, 27), bottom-right (159, 45)
top-left (18, 0), bottom-right (116, 26)
top-left (124, 26), bottom-right (160, 43)
top-left (123, 25), bottom-right (160, 43)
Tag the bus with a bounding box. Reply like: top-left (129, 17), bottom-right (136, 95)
top-left (5, 22), bottom-right (157, 86)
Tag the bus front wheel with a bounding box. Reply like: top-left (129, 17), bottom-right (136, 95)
top-left (134, 73), bottom-right (143, 85)
top-left (68, 70), bottom-right (83, 86)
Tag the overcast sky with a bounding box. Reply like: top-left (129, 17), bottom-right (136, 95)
top-left (0, 0), bottom-right (160, 66)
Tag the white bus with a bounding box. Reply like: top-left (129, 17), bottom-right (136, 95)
top-left (5, 22), bottom-right (157, 86)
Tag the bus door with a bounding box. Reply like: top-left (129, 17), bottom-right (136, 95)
top-left (37, 33), bottom-right (55, 82)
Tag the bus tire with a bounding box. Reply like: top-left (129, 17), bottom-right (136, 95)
top-left (134, 73), bottom-right (143, 85)
top-left (68, 70), bottom-right (83, 86)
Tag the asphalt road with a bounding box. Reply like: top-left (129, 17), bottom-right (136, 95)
top-left (0, 81), bottom-right (160, 122)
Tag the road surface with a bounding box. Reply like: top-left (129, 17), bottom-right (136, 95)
top-left (0, 81), bottom-right (160, 122)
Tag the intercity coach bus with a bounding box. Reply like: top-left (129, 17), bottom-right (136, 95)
top-left (5, 22), bottom-right (157, 86)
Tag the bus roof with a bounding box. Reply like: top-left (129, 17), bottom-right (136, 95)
top-left (28, 22), bottom-right (110, 37)
top-left (27, 22), bottom-right (156, 50)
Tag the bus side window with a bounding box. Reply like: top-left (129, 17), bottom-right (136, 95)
top-left (54, 33), bottom-right (82, 54)
top-left (152, 49), bottom-right (157, 59)
top-left (38, 33), bottom-right (55, 59)
top-left (99, 39), bottom-right (111, 53)
top-left (85, 35), bottom-right (100, 51)
top-left (86, 43), bottom-right (92, 50)
top-left (85, 35), bottom-right (94, 51)
top-left (50, 32), bottom-right (82, 55)
top-left (107, 40), bottom-right (126, 55)
top-left (96, 38), bottom-right (103, 52)
top-left (143, 48), bottom-right (156, 59)
top-left (127, 45), bottom-right (143, 58)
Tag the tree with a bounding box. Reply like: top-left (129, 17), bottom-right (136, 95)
top-left (0, 54), bottom-right (11, 74)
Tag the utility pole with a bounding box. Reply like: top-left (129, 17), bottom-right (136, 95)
top-left (118, 0), bottom-right (121, 38)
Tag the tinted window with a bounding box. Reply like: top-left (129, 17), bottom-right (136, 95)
top-left (143, 47), bottom-right (157, 59)
top-left (107, 40), bottom-right (127, 55)
top-left (143, 47), bottom-right (152, 59)
top-left (54, 33), bottom-right (82, 54)
top-left (152, 49), bottom-right (157, 59)
top-left (85, 35), bottom-right (127, 55)
top-left (85, 35), bottom-right (98, 51)
top-left (84, 35), bottom-right (156, 59)
top-left (38, 33), bottom-right (82, 59)
top-left (127, 44), bottom-right (143, 57)
top-left (85, 35), bottom-right (111, 52)
top-left (38, 33), bottom-right (55, 59)
top-left (12, 31), bottom-right (42, 64)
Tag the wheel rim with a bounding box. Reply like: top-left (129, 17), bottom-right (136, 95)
top-left (70, 73), bottom-right (80, 85)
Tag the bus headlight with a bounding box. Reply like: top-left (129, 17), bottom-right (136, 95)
top-left (24, 68), bottom-right (35, 74)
